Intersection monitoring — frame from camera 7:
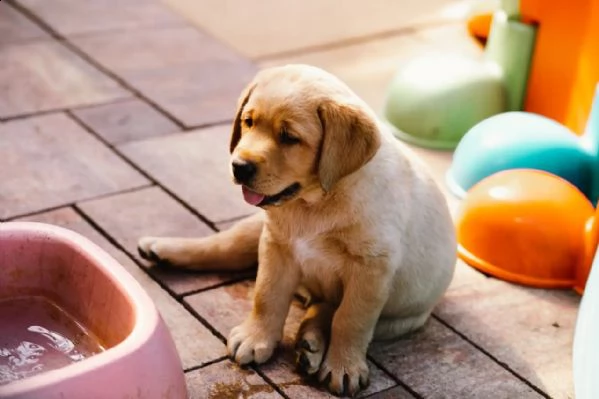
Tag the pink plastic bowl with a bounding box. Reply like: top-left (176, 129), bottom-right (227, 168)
top-left (0, 222), bottom-right (186, 399)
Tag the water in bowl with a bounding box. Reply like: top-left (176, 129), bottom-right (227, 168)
top-left (0, 296), bottom-right (105, 385)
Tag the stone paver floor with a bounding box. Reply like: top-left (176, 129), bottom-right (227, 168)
top-left (0, 0), bottom-right (579, 398)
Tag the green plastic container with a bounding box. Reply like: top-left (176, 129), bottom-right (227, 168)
top-left (383, 11), bottom-right (536, 150)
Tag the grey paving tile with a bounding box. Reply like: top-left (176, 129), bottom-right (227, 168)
top-left (118, 126), bottom-right (256, 223)
top-left (365, 386), bottom-right (415, 399)
top-left (369, 318), bottom-right (544, 398)
top-left (0, 2), bottom-right (50, 45)
top-left (163, 0), bottom-right (470, 58)
top-left (435, 278), bottom-right (579, 398)
top-left (0, 40), bottom-right (131, 118)
top-left (0, 113), bottom-right (147, 219)
top-left (72, 99), bottom-right (180, 145)
top-left (17, 0), bottom-right (185, 36)
top-left (186, 360), bottom-right (281, 398)
top-left (72, 27), bottom-right (257, 128)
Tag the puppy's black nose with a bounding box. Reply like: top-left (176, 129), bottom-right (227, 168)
top-left (232, 159), bottom-right (257, 184)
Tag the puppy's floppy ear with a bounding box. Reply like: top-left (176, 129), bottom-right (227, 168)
top-left (317, 101), bottom-right (381, 192)
top-left (230, 83), bottom-right (256, 153)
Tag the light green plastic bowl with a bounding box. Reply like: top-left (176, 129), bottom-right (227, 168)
top-left (383, 11), bottom-right (536, 150)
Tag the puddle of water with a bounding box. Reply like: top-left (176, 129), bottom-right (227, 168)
top-left (0, 296), bottom-right (105, 386)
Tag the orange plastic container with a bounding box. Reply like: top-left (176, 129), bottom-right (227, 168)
top-left (466, 0), bottom-right (599, 134)
top-left (520, 0), bottom-right (599, 134)
top-left (456, 169), bottom-right (598, 293)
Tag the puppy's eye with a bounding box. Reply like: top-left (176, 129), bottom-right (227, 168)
top-left (280, 128), bottom-right (300, 145)
top-left (243, 117), bottom-right (253, 128)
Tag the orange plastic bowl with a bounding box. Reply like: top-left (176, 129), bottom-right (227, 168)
top-left (456, 169), bottom-right (598, 293)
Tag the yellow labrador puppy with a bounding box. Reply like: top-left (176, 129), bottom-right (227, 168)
top-left (138, 64), bottom-right (456, 397)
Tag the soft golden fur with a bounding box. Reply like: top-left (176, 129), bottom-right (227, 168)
top-left (138, 64), bottom-right (457, 397)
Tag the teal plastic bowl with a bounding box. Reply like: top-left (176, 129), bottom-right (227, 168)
top-left (446, 104), bottom-right (599, 204)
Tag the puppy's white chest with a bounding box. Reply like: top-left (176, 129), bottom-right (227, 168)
top-left (291, 237), bottom-right (320, 265)
top-left (290, 235), bottom-right (343, 303)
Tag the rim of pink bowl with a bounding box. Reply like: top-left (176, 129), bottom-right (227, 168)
top-left (0, 221), bottom-right (161, 396)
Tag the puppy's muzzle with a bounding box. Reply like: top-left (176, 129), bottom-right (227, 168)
top-left (232, 159), bottom-right (257, 184)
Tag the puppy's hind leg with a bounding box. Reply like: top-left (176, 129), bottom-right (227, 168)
top-left (295, 302), bottom-right (334, 376)
top-left (373, 312), bottom-right (431, 341)
top-left (138, 212), bottom-right (263, 271)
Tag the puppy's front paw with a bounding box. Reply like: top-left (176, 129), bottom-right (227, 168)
top-left (227, 319), bottom-right (279, 365)
top-left (318, 349), bottom-right (369, 397)
top-left (137, 236), bottom-right (191, 267)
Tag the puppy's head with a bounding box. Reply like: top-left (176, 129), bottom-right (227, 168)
top-left (230, 64), bottom-right (381, 208)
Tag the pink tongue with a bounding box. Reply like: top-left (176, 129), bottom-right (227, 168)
top-left (242, 186), bottom-right (265, 206)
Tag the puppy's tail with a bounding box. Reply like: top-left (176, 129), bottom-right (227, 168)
top-left (139, 212), bottom-right (263, 271)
